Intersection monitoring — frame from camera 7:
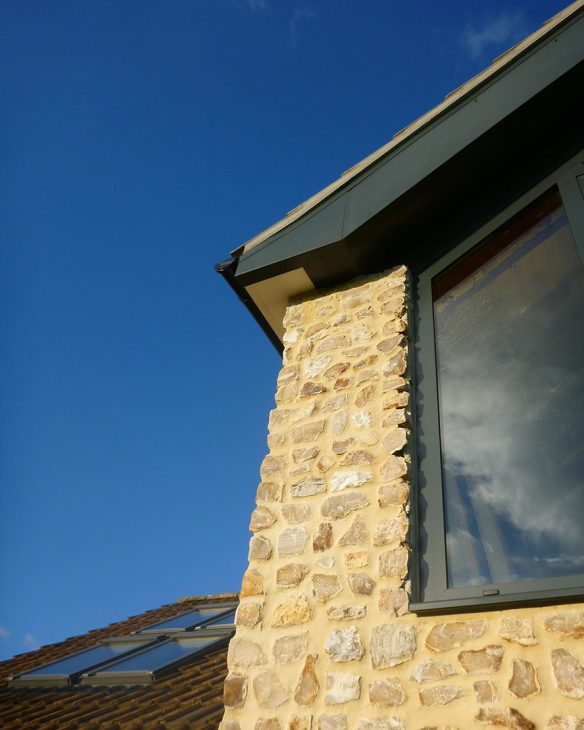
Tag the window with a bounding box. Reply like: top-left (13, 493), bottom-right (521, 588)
top-left (412, 156), bottom-right (584, 613)
top-left (8, 601), bottom-right (237, 687)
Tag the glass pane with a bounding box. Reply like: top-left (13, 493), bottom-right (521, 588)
top-left (205, 610), bottom-right (236, 626)
top-left (433, 189), bottom-right (584, 588)
top-left (141, 608), bottom-right (227, 632)
top-left (96, 636), bottom-right (215, 673)
top-left (23, 641), bottom-right (148, 677)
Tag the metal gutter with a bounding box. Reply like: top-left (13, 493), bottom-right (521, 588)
top-left (214, 257), bottom-right (284, 355)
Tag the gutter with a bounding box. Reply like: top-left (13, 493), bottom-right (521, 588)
top-left (215, 257), bottom-right (284, 355)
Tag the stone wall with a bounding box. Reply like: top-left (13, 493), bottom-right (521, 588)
top-left (220, 267), bottom-right (584, 730)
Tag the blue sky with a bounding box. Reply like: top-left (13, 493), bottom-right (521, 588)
top-left (0, 0), bottom-right (568, 661)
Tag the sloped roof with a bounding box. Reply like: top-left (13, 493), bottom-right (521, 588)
top-left (0, 594), bottom-right (237, 730)
top-left (218, 0), bottom-right (584, 350)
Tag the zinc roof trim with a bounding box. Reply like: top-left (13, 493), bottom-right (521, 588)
top-left (236, 0), bottom-right (584, 258)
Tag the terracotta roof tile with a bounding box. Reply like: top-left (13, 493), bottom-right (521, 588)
top-left (0, 595), bottom-right (236, 730)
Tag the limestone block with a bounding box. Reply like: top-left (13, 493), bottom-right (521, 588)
top-left (474, 680), bottom-right (498, 703)
top-left (269, 408), bottom-right (293, 430)
top-left (254, 671), bottom-right (291, 709)
top-left (370, 624), bottom-right (416, 668)
top-left (302, 382), bottom-right (328, 397)
top-left (257, 477), bottom-right (285, 501)
top-left (277, 563), bottom-right (309, 588)
top-left (325, 627), bottom-right (364, 662)
top-left (410, 660), bottom-right (456, 683)
top-left (338, 516), bottom-right (369, 546)
top-left (351, 410), bottom-right (372, 428)
top-left (241, 569), bottom-right (264, 597)
top-left (228, 637), bottom-right (268, 668)
top-left (289, 717), bottom-right (313, 730)
top-left (321, 492), bottom-right (369, 520)
top-left (249, 535), bottom-right (272, 560)
top-left (292, 402), bottom-right (317, 423)
top-left (425, 620), bottom-right (487, 652)
top-left (324, 672), bottom-right (361, 704)
top-left (545, 611), bottom-right (584, 639)
top-left (382, 428), bottom-right (407, 454)
top-left (221, 721), bottom-right (241, 730)
top-left (306, 321), bottom-right (330, 340)
top-left (345, 551), bottom-right (368, 568)
top-left (355, 384), bottom-right (375, 407)
top-left (372, 514), bottom-right (408, 546)
top-left (291, 477), bottom-right (326, 498)
top-left (382, 409), bottom-right (407, 427)
top-left (327, 604), bottom-right (367, 621)
top-left (368, 677), bottom-right (406, 706)
top-left (330, 470), bottom-right (373, 492)
top-left (498, 617), bottom-right (537, 646)
top-left (317, 455), bottom-right (336, 473)
top-left (273, 633), bottom-right (308, 664)
top-left (224, 674), bottom-right (248, 708)
top-left (331, 411), bottom-right (348, 436)
top-left (323, 394), bottom-right (348, 413)
top-left (341, 450), bottom-right (374, 466)
top-left (377, 483), bottom-right (409, 510)
top-left (458, 645), bottom-right (503, 675)
top-left (255, 719), bottom-right (281, 730)
top-left (475, 707), bottom-right (535, 729)
top-left (294, 654), bottom-right (320, 705)
top-left (419, 685), bottom-right (465, 705)
top-left (347, 573), bottom-right (376, 596)
top-left (508, 658), bottom-right (539, 698)
top-left (236, 602), bottom-right (262, 628)
top-left (318, 556), bottom-right (335, 569)
top-left (316, 335), bottom-right (350, 353)
top-left (318, 715), bottom-right (347, 730)
top-left (261, 455), bottom-right (285, 478)
top-left (357, 720), bottom-right (404, 730)
top-left (325, 363), bottom-right (350, 380)
top-left (293, 446), bottom-right (320, 463)
top-left (379, 588), bottom-right (409, 617)
top-left (353, 322), bottom-right (374, 342)
top-left (380, 457), bottom-right (407, 481)
top-left (548, 718), bottom-right (584, 730)
top-left (291, 420), bottom-right (326, 444)
top-left (304, 356), bottom-right (333, 378)
top-left (250, 506), bottom-right (277, 532)
top-left (332, 438), bottom-right (355, 455)
top-left (282, 503), bottom-right (312, 524)
top-left (383, 349), bottom-right (406, 376)
top-left (279, 527), bottom-right (309, 557)
top-left (313, 574), bottom-right (343, 602)
top-left (313, 522), bottom-right (333, 552)
top-left (291, 464), bottom-right (310, 476)
top-left (552, 648), bottom-right (584, 698)
top-left (378, 546), bottom-right (408, 580)
top-left (377, 334), bottom-right (403, 352)
top-left (271, 594), bottom-right (311, 627)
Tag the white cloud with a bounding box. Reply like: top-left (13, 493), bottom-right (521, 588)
top-left (23, 633), bottom-right (40, 651)
top-left (0, 625), bottom-right (9, 639)
top-left (243, 0), bottom-right (269, 11)
top-left (289, 5), bottom-right (318, 48)
top-left (462, 12), bottom-right (527, 59)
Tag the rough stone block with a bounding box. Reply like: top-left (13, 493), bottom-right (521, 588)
top-left (321, 492), bottom-right (369, 520)
top-left (277, 563), bottom-right (309, 588)
top-left (498, 617), bottom-right (537, 646)
top-left (378, 546), bottom-right (408, 580)
top-left (294, 654), bottom-right (320, 706)
top-left (224, 674), bottom-right (248, 708)
top-left (475, 707), bottom-right (534, 729)
top-left (372, 514), bottom-right (408, 546)
top-left (324, 672), bottom-right (361, 704)
top-left (313, 522), bottom-right (333, 552)
top-left (508, 658), bottom-right (539, 698)
top-left (282, 503), bottom-right (312, 524)
top-left (368, 678), bottom-right (406, 706)
top-left (236, 601), bottom-right (262, 628)
top-left (552, 648), bottom-right (584, 699)
top-left (291, 477), bottom-right (326, 498)
top-left (241, 569), bottom-right (264, 597)
top-left (410, 660), bottom-right (456, 683)
top-left (474, 680), bottom-right (498, 703)
top-left (271, 594), bottom-right (311, 627)
top-left (338, 516), bottom-right (369, 546)
top-left (347, 572), bottom-right (376, 596)
top-left (370, 624), bottom-right (416, 668)
top-left (325, 627), bottom-right (364, 662)
top-left (279, 526), bottom-right (309, 557)
top-left (379, 588), bottom-right (408, 617)
top-left (250, 506), bottom-right (277, 532)
top-left (458, 645), bottom-right (503, 675)
top-left (249, 535), bottom-right (272, 560)
top-left (419, 685), bottom-right (465, 706)
top-left (327, 604), bottom-right (366, 621)
top-left (228, 638), bottom-right (268, 668)
top-left (545, 611), bottom-right (584, 639)
top-left (253, 671), bottom-right (291, 709)
top-left (425, 620), bottom-right (487, 652)
top-left (313, 574), bottom-right (343, 602)
top-left (273, 633), bottom-right (308, 664)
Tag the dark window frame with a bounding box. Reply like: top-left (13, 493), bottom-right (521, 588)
top-left (410, 151), bottom-right (584, 615)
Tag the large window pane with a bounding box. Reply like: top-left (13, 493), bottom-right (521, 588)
top-left (432, 189), bottom-right (584, 588)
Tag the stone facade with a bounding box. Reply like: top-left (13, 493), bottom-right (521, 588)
top-left (221, 268), bottom-right (584, 730)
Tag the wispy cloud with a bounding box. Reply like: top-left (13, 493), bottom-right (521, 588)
top-left (462, 12), bottom-right (527, 59)
top-left (289, 5), bottom-right (318, 48)
top-left (23, 633), bottom-right (40, 651)
top-left (243, 0), bottom-right (269, 11)
top-left (0, 626), bottom-right (9, 640)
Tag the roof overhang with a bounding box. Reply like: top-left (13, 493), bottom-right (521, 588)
top-left (217, 1), bottom-right (584, 351)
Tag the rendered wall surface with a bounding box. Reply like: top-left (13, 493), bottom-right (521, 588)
top-left (220, 267), bottom-right (584, 730)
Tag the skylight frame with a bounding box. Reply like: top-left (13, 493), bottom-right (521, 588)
top-left (134, 601), bottom-right (238, 634)
top-left (79, 630), bottom-right (232, 686)
top-left (8, 635), bottom-right (163, 688)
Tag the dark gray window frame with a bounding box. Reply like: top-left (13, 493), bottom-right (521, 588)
top-left (410, 151), bottom-right (584, 615)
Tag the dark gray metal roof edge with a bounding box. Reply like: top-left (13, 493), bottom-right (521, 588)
top-left (235, 4), bottom-right (584, 272)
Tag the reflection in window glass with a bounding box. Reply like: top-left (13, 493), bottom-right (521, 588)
top-left (205, 610), bottom-right (236, 627)
top-left (94, 636), bottom-right (216, 674)
top-left (21, 641), bottom-right (149, 677)
top-left (142, 608), bottom-right (227, 632)
top-left (433, 190), bottom-right (584, 588)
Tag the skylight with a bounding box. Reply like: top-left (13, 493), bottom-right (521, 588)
top-left (138, 606), bottom-right (234, 633)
